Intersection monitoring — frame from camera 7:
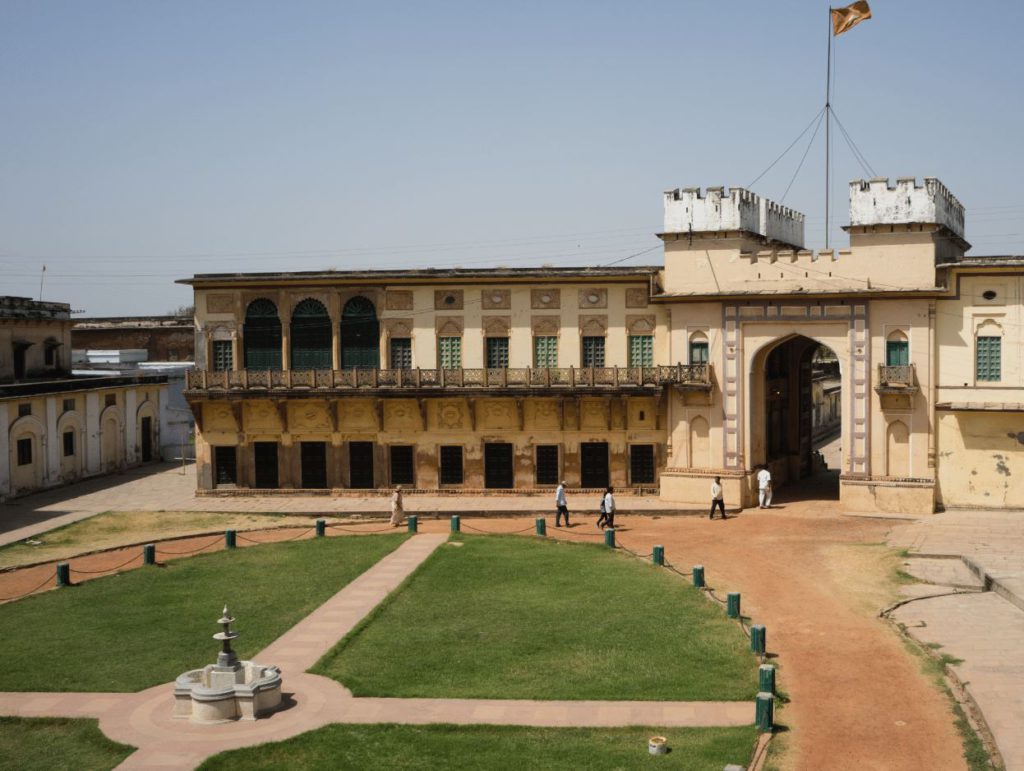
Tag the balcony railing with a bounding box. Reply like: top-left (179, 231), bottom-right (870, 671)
top-left (185, 364), bottom-right (711, 394)
top-left (876, 364), bottom-right (917, 393)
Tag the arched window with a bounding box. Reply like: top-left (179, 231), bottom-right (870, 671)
top-left (885, 330), bottom-right (909, 367)
top-left (689, 331), bottom-right (709, 365)
top-left (341, 297), bottom-right (380, 369)
top-left (243, 298), bottom-right (282, 370)
top-left (290, 298), bottom-right (332, 369)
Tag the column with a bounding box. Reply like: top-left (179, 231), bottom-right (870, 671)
top-left (0, 403), bottom-right (10, 498)
top-left (124, 388), bottom-right (138, 465)
top-left (45, 397), bottom-right (59, 485)
top-left (85, 392), bottom-right (101, 475)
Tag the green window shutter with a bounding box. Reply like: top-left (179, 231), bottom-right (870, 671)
top-left (976, 336), bottom-right (1001, 381)
top-left (629, 335), bottom-right (653, 366)
top-left (486, 337), bottom-right (509, 368)
top-left (533, 336), bottom-right (557, 367)
top-left (689, 341), bottom-right (709, 364)
top-left (582, 336), bottom-right (605, 367)
top-left (886, 341), bottom-right (909, 367)
top-left (389, 338), bottom-right (412, 369)
top-left (439, 337), bottom-right (462, 369)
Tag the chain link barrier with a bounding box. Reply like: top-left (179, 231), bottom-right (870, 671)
top-left (327, 522), bottom-right (399, 534)
top-left (155, 536), bottom-right (224, 556)
top-left (236, 527), bottom-right (315, 544)
top-left (0, 573), bottom-right (55, 603)
top-left (69, 552), bottom-right (143, 575)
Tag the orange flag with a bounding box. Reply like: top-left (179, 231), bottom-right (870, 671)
top-left (831, 1), bottom-right (872, 36)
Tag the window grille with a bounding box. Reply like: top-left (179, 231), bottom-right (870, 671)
top-left (976, 336), bottom-right (1001, 382)
top-left (581, 336), bottom-right (605, 367)
top-left (630, 444), bottom-right (656, 484)
top-left (486, 337), bottom-right (509, 368)
top-left (212, 340), bottom-right (233, 371)
top-left (439, 445), bottom-right (464, 485)
top-left (390, 338), bottom-right (412, 369)
top-left (439, 337), bottom-right (462, 369)
top-left (533, 336), bottom-right (558, 368)
top-left (535, 445), bottom-right (559, 485)
top-left (629, 335), bottom-right (653, 366)
top-left (390, 446), bottom-right (415, 485)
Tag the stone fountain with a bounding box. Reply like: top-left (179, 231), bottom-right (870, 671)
top-left (173, 606), bottom-right (282, 724)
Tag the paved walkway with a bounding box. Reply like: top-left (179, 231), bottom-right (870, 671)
top-left (0, 533), bottom-right (752, 770)
top-left (0, 463), bottom-right (699, 548)
top-left (889, 509), bottom-right (1024, 770)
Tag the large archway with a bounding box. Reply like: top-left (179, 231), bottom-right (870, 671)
top-left (290, 298), bottom-right (332, 369)
top-left (243, 298), bottom-right (282, 370)
top-left (340, 297), bottom-right (380, 369)
top-left (754, 334), bottom-right (843, 501)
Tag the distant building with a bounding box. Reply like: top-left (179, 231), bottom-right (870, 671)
top-left (179, 177), bottom-right (1023, 514)
top-left (72, 315), bottom-right (194, 362)
top-left (1, 297), bottom-right (168, 500)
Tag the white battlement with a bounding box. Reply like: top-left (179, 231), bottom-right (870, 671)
top-left (849, 177), bottom-right (965, 239)
top-left (663, 186), bottom-right (805, 248)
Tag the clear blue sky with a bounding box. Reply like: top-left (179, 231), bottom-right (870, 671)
top-left (2, 0), bottom-right (1022, 315)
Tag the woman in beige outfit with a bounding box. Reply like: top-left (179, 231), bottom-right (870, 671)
top-left (389, 486), bottom-right (404, 527)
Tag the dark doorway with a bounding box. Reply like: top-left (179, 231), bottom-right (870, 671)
top-left (291, 298), bottom-right (332, 369)
top-left (580, 442), bottom-right (609, 488)
top-left (763, 336), bottom-right (841, 500)
top-left (13, 344), bottom-right (28, 380)
top-left (630, 444), bottom-right (655, 485)
top-left (535, 445), bottom-right (559, 485)
top-left (390, 445), bottom-right (414, 486)
top-left (349, 441), bottom-right (375, 489)
top-left (439, 445), bottom-right (463, 485)
top-left (254, 442), bottom-right (279, 489)
top-left (213, 446), bottom-right (237, 486)
top-left (140, 417), bottom-right (153, 462)
top-left (341, 297), bottom-right (380, 369)
top-left (243, 298), bottom-right (283, 370)
top-left (300, 441), bottom-right (328, 489)
top-left (484, 442), bottom-right (514, 489)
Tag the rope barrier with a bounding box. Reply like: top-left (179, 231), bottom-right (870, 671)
top-left (461, 522), bottom-right (536, 535)
top-left (155, 536), bottom-right (223, 556)
top-left (236, 528), bottom-right (316, 544)
top-left (69, 552), bottom-right (142, 575)
top-left (549, 526), bottom-right (604, 538)
top-left (0, 573), bottom-right (55, 602)
top-left (331, 520), bottom-right (403, 532)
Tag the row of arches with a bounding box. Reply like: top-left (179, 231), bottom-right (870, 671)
top-left (243, 297), bottom-right (380, 370)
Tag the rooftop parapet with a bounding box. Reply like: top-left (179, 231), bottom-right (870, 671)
top-left (848, 177), bottom-right (965, 239)
top-left (0, 296), bottom-right (71, 321)
top-left (663, 187), bottom-right (805, 248)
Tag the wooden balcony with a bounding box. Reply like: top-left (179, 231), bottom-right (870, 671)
top-left (184, 364), bottom-right (711, 398)
top-left (875, 364), bottom-right (918, 395)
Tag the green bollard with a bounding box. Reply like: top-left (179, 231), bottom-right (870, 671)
top-left (316, 519), bottom-right (326, 537)
top-left (451, 515), bottom-right (461, 532)
top-left (407, 515), bottom-right (418, 533)
top-left (693, 565), bottom-right (705, 588)
top-left (225, 530), bottom-right (237, 549)
top-left (727, 592), bottom-right (741, 619)
top-left (652, 545), bottom-right (664, 566)
top-left (56, 562), bottom-right (71, 587)
top-left (759, 664), bottom-right (776, 695)
top-left (535, 517), bottom-right (546, 536)
top-left (604, 528), bottom-right (616, 548)
top-left (143, 544), bottom-right (156, 565)
top-left (755, 692), bottom-right (774, 732)
top-left (751, 624), bottom-right (766, 655)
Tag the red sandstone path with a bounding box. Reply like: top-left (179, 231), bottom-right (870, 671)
top-left (0, 505), bottom-right (968, 770)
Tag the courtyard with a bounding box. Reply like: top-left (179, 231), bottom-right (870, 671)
top-left (0, 464), bottom-right (1021, 769)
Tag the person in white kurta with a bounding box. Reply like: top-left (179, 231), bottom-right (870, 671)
top-left (756, 467), bottom-right (772, 509)
top-left (389, 486), bottom-right (404, 527)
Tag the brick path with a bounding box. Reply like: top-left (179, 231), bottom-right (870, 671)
top-left (0, 533), bottom-right (752, 770)
top-left (889, 509), bottom-right (1024, 769)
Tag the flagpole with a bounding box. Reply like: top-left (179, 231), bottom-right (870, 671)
top-left (825, 7), bottom-right (832, 250)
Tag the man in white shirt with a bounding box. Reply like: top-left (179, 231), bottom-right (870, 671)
top-left (756, 466), bottom-right (772, 509)
top-left (601, 487), bottom-right (616, 529)
top-left (555, 480), bottom-right (569, 527)
top-left (710, 476), bottom-right (725, 520)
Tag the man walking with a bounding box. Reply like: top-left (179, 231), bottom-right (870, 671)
top-left (599, 486), bottom-right (616, 529)
top-left (555, 480), bottom-right (570, 527)
top-left (389, 485), bottom-right (405, 527)
top-left (756, 466), bottom-right (772, 509)
top-left (710, 476), bottom-right (726, 520)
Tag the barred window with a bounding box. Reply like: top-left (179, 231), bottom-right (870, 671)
top-left (439, 337), bottom-right (462, 369)
top-left (581, 336), bottom-right (605, 368)
top-left (212, 340), bottom-right (233, 371)
top-left (439, 445), bottom-right (464, 485)
top-left (535, 445), bottom-right (559, 485)
top-left (533, 336), bottom-right (558, 368)
top-left (486, 337), bottom-right (509, 368)
top-left (390, 338), bottom-right (412, 369)
top-left (630, 445), bottom-right (656, 484)
top-left (628, 335), bottom-right (653, 367)
top-left (976, 336), bottom-right (1001, 382)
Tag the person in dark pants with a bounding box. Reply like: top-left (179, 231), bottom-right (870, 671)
top-left (709, 476), bottom-right (726, 520)
top-left (555, 480), bottom-right (570, 527)
top-left (597, 486), bottom-right (616, 529)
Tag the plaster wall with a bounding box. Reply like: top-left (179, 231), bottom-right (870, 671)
top-left (936, 411), bottom-right (1024, 508)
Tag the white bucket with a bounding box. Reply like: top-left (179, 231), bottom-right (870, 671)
top-left (648, 736), bottom-right (668, 755)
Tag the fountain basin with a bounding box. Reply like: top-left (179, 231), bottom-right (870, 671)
top-left (173, 662), bottom-right (282, 723)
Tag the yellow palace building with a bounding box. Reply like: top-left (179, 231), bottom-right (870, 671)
top-left (181, 176), bottom-right (1023, 514)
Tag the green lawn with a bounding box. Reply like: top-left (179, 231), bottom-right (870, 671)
top-left (0, 717), bottom-right (135, 771)
top-left (199, 724), bottom-right (757, 770)
top-left (315, 535), bottom-right (758, 701)
top-left (0, 533), bottom-right (408, 692)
